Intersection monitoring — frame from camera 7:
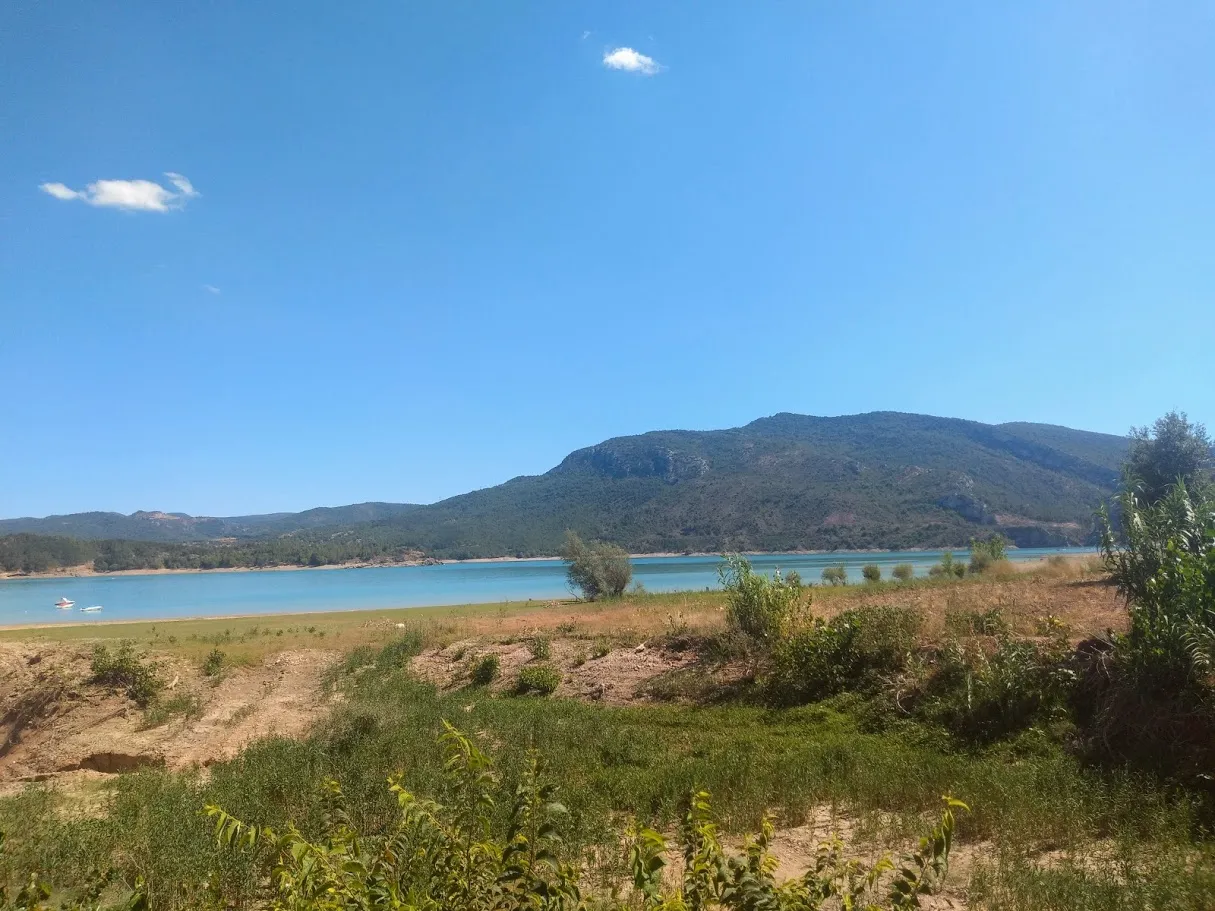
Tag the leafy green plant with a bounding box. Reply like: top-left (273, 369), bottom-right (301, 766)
top-left (470, 654), bottom-right (500, 686)
top-left (892, 563), bottom-right (914, 582)
top-left (515, 665), bottom-right (561, 696)
top-left (528, 634), bottom-right (552, 660)
top-left (719, 554), bottom-right (809, 643)
top-left (89, 643), bottom-right (162, 707)
top-left (862, 563), bottom-right (882, 583)
top-left (628, 791), bottom-right (967, 911)
top-left (768, 606), bottom-right (921, 705)
top-left (201, 648), bottom-right (225, 677)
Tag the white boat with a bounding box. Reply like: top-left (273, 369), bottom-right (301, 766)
top-left (80, 605), bottom-right (103, 613)
top-left (55, 598), bottom-right (75, 609)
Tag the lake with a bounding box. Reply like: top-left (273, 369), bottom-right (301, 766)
top-left (0, 547), bottom-right (1095, 626)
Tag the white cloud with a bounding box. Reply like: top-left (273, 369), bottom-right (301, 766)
top-left (203, 284), bottom-right (221, 295)
top-left (603, 47), bottom-right (662, 75)
top-left (39, 173), bottom-right (200, 212)
top-left (40, 182), bottom-right (81, 201)
top-left (581, 30), bottom-right (591, 40)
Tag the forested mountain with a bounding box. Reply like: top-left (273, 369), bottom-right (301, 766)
top-left (2, 412), bottom-right (1129, 568)
top-left (350, 412), bottom-right (1127, 557)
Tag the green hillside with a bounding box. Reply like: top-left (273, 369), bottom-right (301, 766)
top-left (0, 412), bottom-right (1128, 561)
top-left (354, 411), bottom-right (1126, 557)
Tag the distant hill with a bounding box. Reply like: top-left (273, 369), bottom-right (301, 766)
top-left (0, 502), bottom-right (422, 542)
top-left (1, 412), bottom-right (1129, 558)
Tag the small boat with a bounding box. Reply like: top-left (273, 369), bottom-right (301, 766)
top-left (55, 598), bottom-right (75, 609)
top-left (80, 605), bottom-right (103, 613)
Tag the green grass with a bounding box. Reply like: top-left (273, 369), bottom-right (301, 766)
top-left (1, 637), bottom-right (1210, 909)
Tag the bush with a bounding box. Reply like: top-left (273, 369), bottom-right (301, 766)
top-left (561, 531), bottom-right (632, 600)
top-left (969, 535), bottom-right (1009, 574)
top-left (470, 654), bottom-right (500, 686)
top-left (820, 564), bottom-right (847, 586)
top-left (90, 642), bottom-right (163, 707)
top-left (718, 555), bottom-right (809, 644)
top-left (768, 606), bottom-right (921, 705)
top-left (892, 563), bottom-right (914, 582)
top-left (929, 552), bottom-right (966, 579)
top-left (926, 632), bottom-right (1073, 742)
top-left (861, 563), bottom-right (881, 583)
top-left (527, 634), bottom-right (551, 660)
top-left (202, 648), bottom-right (226, 677)
top-left (515, 664), bottom-right (561, 696)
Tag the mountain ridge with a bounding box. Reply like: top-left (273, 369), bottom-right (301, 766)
top-left (0, 411), bottom-right (1129, 556)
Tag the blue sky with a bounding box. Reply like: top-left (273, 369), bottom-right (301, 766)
top-left (2, 2), bottom-right (1213, 518)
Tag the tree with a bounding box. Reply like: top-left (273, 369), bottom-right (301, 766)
top-left (968, 534), bottom-right (1009, 574)
top-left (1126, 411), bottom-right (1213, 504)
top-left (862, 564), bottom-right (881, 583)
top-left (892, 563), bottom-right (914, 582)
top-left (821, 564), bottom-right (847, 586)
top-left (560, 531), bottom-right (632, 600)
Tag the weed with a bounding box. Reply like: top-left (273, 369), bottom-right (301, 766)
top-left (528, 634), bottom-right (551, 660)
top-left (89, 642), bottom-right (162, 707)
top-left (202, 648), bottom-right (226, 677)
top-left (470, 654), bottom-right (500, 686)
top-left (142, 692), bottom-right (203, 729)
top-left (515, 665), bottom-right (561, 696)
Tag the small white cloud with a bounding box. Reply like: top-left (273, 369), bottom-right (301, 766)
top-left (581, 30), bottom-right (591, 40)
top-left (603, 47), bottom-right (662, 75)
top-left (203, 284), bottom-right (221, 295)
top-left (39, 182), bottom-right (81, 201)
top-left (39, 173), bottom-right (200, 212)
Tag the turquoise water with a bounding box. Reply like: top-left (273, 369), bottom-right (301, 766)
top-left (0, 548), bottom-right (1095, 626)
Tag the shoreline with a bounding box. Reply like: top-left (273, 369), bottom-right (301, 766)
top-left (0, 546), bottom-right (1096, 583)
top-left (0, 554), bottom-right (1097, 633)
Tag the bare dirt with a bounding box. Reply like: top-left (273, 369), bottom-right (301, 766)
top-left (0, 641), bottom-right (336, 793)
top-left (409, 636), bottom-right (704, 705)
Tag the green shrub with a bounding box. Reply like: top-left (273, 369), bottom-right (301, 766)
top-left (820, 564), bottom-right (848, 586)
top-left (515, 665), bottom-right (561, 696)
top-left (925, 631), bottom-right (1073, 742)
top-left (862, 563), bottom-right (881, 583)
top-left (591, 640), bottom-right (610, 659)
top-left (202, 648), bottom-right (226, 677)
top-left (892, 563), bottom-right (914, 582)
top-left (470, 654), bottom-right (500, 686)
top-left (718, 554), bottom-right (809, 644)
top-left (929, 552), bottom-right (966, 579)
top-left (89, 642), bottom-right (162, 707)
top-left (528, 634), bottom-right (551, 660)
top-left (768, 606), bottom-right (921, 705)
top-left (969, 534), bottom-right (1009, 574)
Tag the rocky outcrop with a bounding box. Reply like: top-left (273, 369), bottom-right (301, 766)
top-left (937, 494), bottom-right (997, 525)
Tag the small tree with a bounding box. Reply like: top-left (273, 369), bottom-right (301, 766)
top-left (968, 534), bottom-right (1009, 574)
top-left (861, 564), bottom-right (881, 583)
top-left (1126, 411), bottom-right (1213, 505)
top-left (821, 564), bottom-right (847, 586)
top-left (892, 563), bottom-right (914, 582)
top-left (561, 531), bottom-right (632, 600)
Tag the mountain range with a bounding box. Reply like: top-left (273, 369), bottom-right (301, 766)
top-left (1, 412), bottom-right (1129, 557)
